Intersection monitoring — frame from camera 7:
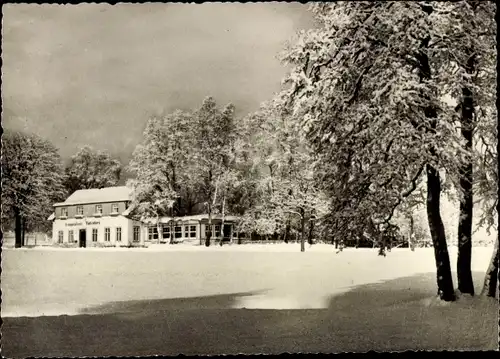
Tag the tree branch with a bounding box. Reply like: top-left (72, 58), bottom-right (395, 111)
top-left (346, 63), bottom-right (374, 105)
top-left (378, 164), bottom-right (425, 226)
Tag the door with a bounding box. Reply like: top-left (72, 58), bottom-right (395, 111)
top-left (79, 229), bottom-right (86, 248)
top-left (223, 224), bottom-right (231, 241)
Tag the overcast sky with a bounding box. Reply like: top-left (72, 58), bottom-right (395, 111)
top-left (2, 3), bottom-right (313, 165)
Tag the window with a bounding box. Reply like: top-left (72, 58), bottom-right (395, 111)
top-left (95, 204), bottom-right (102, 215)
top-left (76, 206), bottom-right (84, 216)
top-left (162, 226), bottom-right (171, 239)
top-left (116, 227), bottom-right (122, 242)
top-left (190, 225), bottom-right (197, 238)
top-left (148, 226), bottom-right (158, 240)
top-left (184, 226), bottom-right (189, 237)
top-left (174, 226), bottom-right (182, 239)
top-left (92, 228), bottom-right (98, 242)
top-left (68, 230), bottom-right (74, 243)
top-left (61, 207), bottom-right (68, 217)
top-left (111, 203), bottom-right (119, 214)
top-left (104, 228), bottom-right (110, 242)
top-left (58, 230), bottom-right (64, 243)
top-left (215, 225), bottom-right (221, 238)
top-left (133, 226), bottom-right (140, 242)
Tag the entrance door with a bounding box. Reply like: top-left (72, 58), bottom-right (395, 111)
top-left (223, 224), bottom-right (231, 241)
top-left (79, 229), bottom-right (86, 248)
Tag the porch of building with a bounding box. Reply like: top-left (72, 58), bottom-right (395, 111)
top-left (143, 214), bottom-right (241, 245)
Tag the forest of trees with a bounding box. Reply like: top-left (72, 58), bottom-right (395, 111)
top-left (277, 1), bottom-right (497, 299)
top-left (1, 2), bottom-right (497, 299)
top-left (2, 137), bottom-right (124, 247)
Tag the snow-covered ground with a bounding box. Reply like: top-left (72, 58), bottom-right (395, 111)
top-left (1, 245), bottom-right (496, 317)
top-left (2, 245), bottom-right (498, 355)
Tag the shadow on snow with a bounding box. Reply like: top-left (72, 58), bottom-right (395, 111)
top-left (2, 272), bottom-right (497, 357)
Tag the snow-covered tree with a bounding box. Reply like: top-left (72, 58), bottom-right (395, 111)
top-left (425, 1), bottom-right (497, 296)
top-left (280, 1), bottom-right (487, 300)
top-left (191, 97), bottom-right (239, 247)
top-left (2, 131), bottom-right (66, 247)
top-left (128, 110), bottom-right (193, 243)
top-left (64, 145), bottom-right (122, 194)
top-left (238, 98), bottom-right (329, 251)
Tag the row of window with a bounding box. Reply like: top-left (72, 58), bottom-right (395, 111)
top-left (147, 224), bottom-right (227, 240)
top-left (57, 227), bottom-right (136, 243)
top-left (60, 203), bottom-right (121, 217)
top-left (148, 225), bottom-right (197, 240)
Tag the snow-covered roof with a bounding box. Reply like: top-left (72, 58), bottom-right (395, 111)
top-left (142, 214), bottom-right (240, 224)
top-left (47, 213), bottom-right (55, 221)
top-left (54, 186), bottom-right (132, 206)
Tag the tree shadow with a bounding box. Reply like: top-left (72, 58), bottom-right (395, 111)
top-left (79, 289), bottom-right (270, 315)
top-left (2, 272), bottom-right (497, 358)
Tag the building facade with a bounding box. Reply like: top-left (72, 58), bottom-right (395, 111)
top-left (49, 186), bottom-right (144, 247)
top-left (49, 186), bottom-right (241, 248)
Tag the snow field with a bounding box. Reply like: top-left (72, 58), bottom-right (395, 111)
top-left (1, 246), bottom-right (495, 317)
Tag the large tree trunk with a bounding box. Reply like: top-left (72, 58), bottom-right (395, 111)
top-left (457, 65), bottom-right (475, 295)
top-left (427, 163), bottom-right (456, 301)
top-left (14, 208), bottom-right (22, 248)
top-left (481, 237), bottom-right (499, 297)
top-left (417, 34), bottom-right (455, 302)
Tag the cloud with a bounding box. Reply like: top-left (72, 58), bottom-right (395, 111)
top-left (2, 3), bottom-right (312, 163)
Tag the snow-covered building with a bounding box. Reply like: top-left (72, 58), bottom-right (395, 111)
top-left (49, 186), bottom-right (144, 247)
top-left (48, 186), bottom-right (242, 248)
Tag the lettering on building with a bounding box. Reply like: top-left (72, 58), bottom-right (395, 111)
top-left (65, 222), bottom-right (83, 227)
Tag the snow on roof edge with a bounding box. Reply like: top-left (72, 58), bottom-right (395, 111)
top-left (142, 214), bottom-right (241, 224)
top-left (55, 186), bottom-right (132, 206)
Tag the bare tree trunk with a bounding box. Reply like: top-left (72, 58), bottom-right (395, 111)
top-left (220, 195), bottom-right (225, 247)
top-left (207, 166), bottom-right (222, 247)
top-left (206, 203), bottom-right (212, 247)
top-left (308, 217), bottom-right (314, 245)
top-left (21, 216), bottom-right (26, 247)
top-left (457, 52), bottom-right (475, 296)
top-left (284, 218), bottom-right (290, 243)
top-left (170, 207), bottom-right (175, 245)
top-left (236, 225), bottom-right (242, 245)
top-left (481, 237), bottom-right (499, 297)
top-left (300, 210), bottom-right (305, 252)
top-left (154, 213), bottom-right (159, 245)
top-left (378, 232), bottom-right (386, 257)
top-left (409, 213), bottom-right (415, 251)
